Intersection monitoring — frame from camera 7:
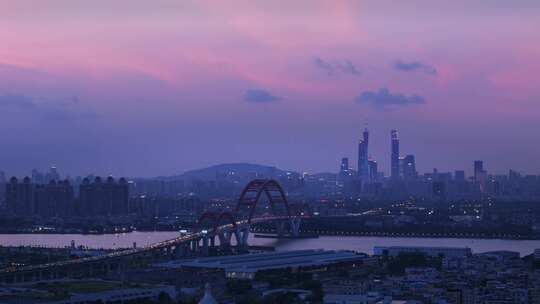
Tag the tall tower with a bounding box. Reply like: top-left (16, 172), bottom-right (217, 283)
top-left (473, 160), bottom-right (487, 194)
top-left (473, 160), bottom-right (483, 181)
top-left (368, 159), bottom-right (378, 182)
top-left (391, 129), bottom-right (400, 180)
top-left (358, 128), bottom-right (370, 182)
top-left (403, 155), bottom-right (417, 180)
top-left (340, 157), bottom-right (349, 177)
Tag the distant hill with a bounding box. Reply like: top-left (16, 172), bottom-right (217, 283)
top-left (155, 163), bottom-right (299, 181)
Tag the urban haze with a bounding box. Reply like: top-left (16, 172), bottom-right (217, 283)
top-left (1, 1), bottom-right (540, 304)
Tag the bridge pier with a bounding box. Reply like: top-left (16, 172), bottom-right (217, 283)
top-left (190, 239), bottom-right (199, 253)
top-left (234, 229), bottom-right (241, 247)
top-left (276, 221), bottom-right (287, 237)
top-left (219, 230), bottom-right (234, 248)
top-left (235, 225), bottom-right (250, 249)
top-left (202, 235), bottom-right (210, 256)
top-left (173, 244), bottom-right (188, 258)
top-left (218, 232), bottom-right (228, 248)
top-left (227, 231), bottom-right (234, 244)
top-left (290, 218), bottom-right (302, 237)
top-left (242, 228), bottom-right (249, 247)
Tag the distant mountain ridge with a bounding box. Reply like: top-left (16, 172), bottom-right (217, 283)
top-left (154, 163), bottom-right (300, 181)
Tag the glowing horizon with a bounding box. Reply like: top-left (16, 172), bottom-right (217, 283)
top-left (0, 1), bottom-right (539, 177)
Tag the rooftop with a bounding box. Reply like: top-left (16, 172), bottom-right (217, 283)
top-left (0, 280), bottom-right (162, 303)
top-left (156, 249), bottom-right (363, 273)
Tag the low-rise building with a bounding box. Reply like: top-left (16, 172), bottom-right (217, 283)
top-left (156, 249), bottom-right (366, 280)
top-left (374, 246), bottom-right (471, 258)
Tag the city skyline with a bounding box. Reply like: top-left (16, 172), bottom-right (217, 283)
top-left (1, 1), bottom-right (539, 177)
top-left (2, 129), bottom-right (538, 179)
top-left (1, 2), bottom-right (540, 302)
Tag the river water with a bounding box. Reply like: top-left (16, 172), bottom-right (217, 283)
top-left (1, 232), bottom-right (539, 256)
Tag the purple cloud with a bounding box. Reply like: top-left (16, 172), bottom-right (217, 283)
top-left (393, 60), bottom-right (437, 75)
top-left (314, 57), bottom-right (361, 76)
top-left (355, 88), bottom-right (425, 109)
top-left (0, 94), bottom-right (98, 122)
top-left (244, 89), bottom-right (281, 103)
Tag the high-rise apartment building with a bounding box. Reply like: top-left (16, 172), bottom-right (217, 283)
top-left (34, 180), bottom-right (75, 217)
top-left (454, 170), bottom-right (466, 182)
top-left (5, 177), bottom-right (34, 215)
top-left (5, 175), bottom-right (129, 218)
top-left (79, 176), bottom-right (129, 216)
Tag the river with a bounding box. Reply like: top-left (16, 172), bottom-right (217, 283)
top-left (1, 232), bottom-right (540, 256)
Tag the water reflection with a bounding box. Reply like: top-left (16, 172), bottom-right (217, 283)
top-left (1, 233), bottom-right (539, 256)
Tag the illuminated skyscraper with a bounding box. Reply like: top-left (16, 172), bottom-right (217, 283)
top-left (368, 159), bottom-right (378, 182)
top-left (46, 165), bottom-right (61, 183)
top-left (391, 129), bottom-right (400, 180)
top-left (339, 157), bottom-right (349, 177)
top-left (357, 129), bottom-right (370, 183)
top-left (403, 154), bottom-right (417, 180)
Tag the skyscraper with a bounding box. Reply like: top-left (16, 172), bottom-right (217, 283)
top-left (357, 129), bottom-right (370, 183)
top-left (391, 129), bottom-right (400, 180)
top-left (474, 161), bottom-right (483, 181)
top-left (474, 160), bottom-right (487, 194)
top-left (403, 154), bottom-right (417, 180)
top-left (46, 166), bottom-right (61, 183)
top-left (368, 159), bottom-right (378, 182)
top-left (339, 157), bottom-right (349, 178)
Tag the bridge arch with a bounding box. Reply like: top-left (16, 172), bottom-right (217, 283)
top-left (194, 210), bottom-right (243, 248)
top-left (0, 179), bottom-right (303, 280)
top-left (195, 211), bottom-right (219, 233)
top-left (213, 211), bottom-right (237, 232)
top-left (235, 179), bottom-right (291, 223)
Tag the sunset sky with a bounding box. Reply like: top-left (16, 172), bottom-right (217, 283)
top-left (1, 0), bottom-right (539, 177)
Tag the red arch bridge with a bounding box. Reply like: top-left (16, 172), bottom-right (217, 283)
top-left (0, 179), bottom-right (306, 284)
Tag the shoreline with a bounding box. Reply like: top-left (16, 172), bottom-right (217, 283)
top-left (252, 229), bottom-right (540, 240)
top-left (0, 232), bottom-right (539, 256)
top-left (0, 230), bottom-right (539, 241)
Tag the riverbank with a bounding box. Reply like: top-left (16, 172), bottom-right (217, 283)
top-left (0, 232), bottom-right (539, 256)
top-left (5, 225), bottom-right (540, 240)
top-left (252, 228), bottom-right (540, 240)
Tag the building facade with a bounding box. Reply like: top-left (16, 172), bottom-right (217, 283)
top-left (79, 176), bottom-right (129, 216)
top-left (391, 130), bottom-right (400, 180)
